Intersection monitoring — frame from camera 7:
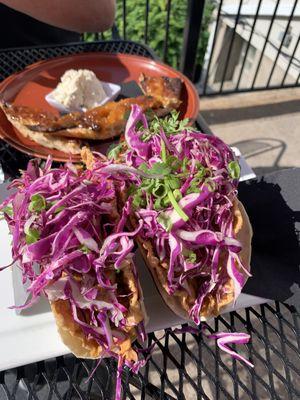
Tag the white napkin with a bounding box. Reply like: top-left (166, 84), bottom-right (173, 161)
top-left (0, 164), bottom-right (4, 184)
top-left (232, 147), bottom-right (256, 182)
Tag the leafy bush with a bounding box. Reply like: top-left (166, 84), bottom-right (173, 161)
top-left (85, 0), bottom-right (214, 71)
top-left (115, 0), bottom-right (188, 68)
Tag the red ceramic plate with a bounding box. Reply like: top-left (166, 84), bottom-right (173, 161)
top-left (0, 52), bottom-right (200, 162)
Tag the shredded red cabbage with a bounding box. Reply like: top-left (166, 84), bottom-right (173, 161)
top-left (169, 325), bottom-right (253, 367)
top-left (106, 105), bottom-right (251, 324)
top-left (204, 330), bottom-right (254, 368)
top-left (0, 158), bottom-right (147, 395)
top-left (0, 105), bottom-right (254, 398)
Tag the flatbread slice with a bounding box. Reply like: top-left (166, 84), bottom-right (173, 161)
top-left (3, 113), bottom-right (82, 154)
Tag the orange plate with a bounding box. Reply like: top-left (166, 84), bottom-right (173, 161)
top-left (0, 52), bottom-right (200, 162)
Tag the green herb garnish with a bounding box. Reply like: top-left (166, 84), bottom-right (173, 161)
top-left (132, 192), bottom-right (146, 208)
top-left (166, 176), bottom-right (180, 190)
top-left (228, 160), bottom-right (241, 180)
top-left (182, 157), bottom-right (189, 173)
top-left (129, 132), bottom-right (200, 223)
top-left (25, 228), bottom-right (40, 244)
top-left (47, 201), bottom-right (65, 214)
top-left (127, 184), bottom-right (137, 196)
top-left (1, 204), bottom-right (13, 217)
top-left (186, 251), bottom-right (197, 263)
top-left (167, 189), bottom-right (189, 221)
top-left (140, 161), bottom-right (171, 177)
top-left (186, 175), bottom-right (202, 194)
top-left (194, 163), bottom-right (206, 178)
top-left (148, 110), bottom-right (193, 137)
top-left (161, 138), bottom-right (167, 162)
top-left (153, 183), bottom-right (167, 198)
top-left (28, 194), bottom-right (46, 213)
top-left (54, 206), bottom-right (65, 214)
top-left (107, 143), bottom-right (125, 160)
top-left (79, 244), bottom-right (90, 254)
top-left (172, 189), bottom-right (182, 201)
top-left (131, 139), bottom-right (190, 222)
top-left (157, 213), bottom-right (172, 232)
top-left (205, 179), bottom-right (217, 192)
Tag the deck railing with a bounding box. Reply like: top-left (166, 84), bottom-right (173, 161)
top-left (85, 0), bottom-right (300, 96)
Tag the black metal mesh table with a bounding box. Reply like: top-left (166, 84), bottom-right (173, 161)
top-left (0, 41), bottom-right (299, 400)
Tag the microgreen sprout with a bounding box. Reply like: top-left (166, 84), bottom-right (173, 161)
top-left (79, 244), bottom-right (91, 254)
top-left (1, 204), bottom-right (13, 217)
top-left (228, 160), bottom-right (241, 180)
top-left (29, 194), bottom-right (46, 213)
top-left (148, 110), bottom-right (193, 137)
top-left (25, 228), bottom-right (40, 244)
top-left (108, 143), bottom-right (126, 160)
top-left (130, 138), bottom-right (205, 223)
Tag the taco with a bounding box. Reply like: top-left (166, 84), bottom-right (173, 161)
top-left (103, 105), bottom-right (252, 324)
top-left (1, 106), bottom-right (254, 400)
top-left (0, 158), bottom-right (147, 363)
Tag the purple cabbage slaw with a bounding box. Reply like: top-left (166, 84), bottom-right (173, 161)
top-left (0, 105), bottom-right (254, 398)
top-left (0, 157), bottom-right (148, 400)
top-left (169, 325), bottom-right (253, 368)
top-left (105, 105), bottom-right (251, 323)
top-left (103, 105), bottom-right (253, 371)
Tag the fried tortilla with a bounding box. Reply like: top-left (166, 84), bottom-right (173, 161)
top-left (2, 106), bottom-right (82, 154)
top-left (50, 261), bottom-right (147, 361)
top-left (137, 200), bottom-right (252, 321)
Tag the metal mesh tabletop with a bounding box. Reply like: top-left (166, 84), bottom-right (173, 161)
top-left (0, 41), bottom-right (299, 400)
top-left (0, 302), bottom-right (299, 400)
top-left (0, 40), bottom-right (155, 81)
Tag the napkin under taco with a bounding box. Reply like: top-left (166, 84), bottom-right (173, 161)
top-left (103, 105), bottom-right (252, 323)
top-left (0, 158), bottom-right (147, 363)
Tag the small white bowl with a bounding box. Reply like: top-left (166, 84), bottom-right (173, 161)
top-left (45, 81), bottom-right (121, 114)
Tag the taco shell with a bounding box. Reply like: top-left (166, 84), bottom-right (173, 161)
top-left (137, 200), bottom-right (252, 322)
top-left (50, 262), bottom-right (148, 360)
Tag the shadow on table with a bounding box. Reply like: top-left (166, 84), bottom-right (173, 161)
top-left (231, 138), bottom-right (286, 169)
top-left (239, 175), bottom-right (300, 308)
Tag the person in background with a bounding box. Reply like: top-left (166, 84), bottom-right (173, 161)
top-left (0, 0), bottom-right (116, 49)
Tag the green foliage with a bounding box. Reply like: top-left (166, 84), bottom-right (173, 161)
top-left (84, 0), bottom-right (215, 70)
top-left (196, 1), bottom-right (215, 70)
